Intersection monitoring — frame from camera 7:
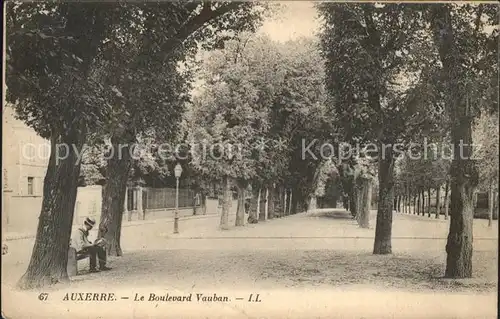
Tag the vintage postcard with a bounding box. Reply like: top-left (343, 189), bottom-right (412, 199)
top-left (2, 1), bottom-right (498, 318)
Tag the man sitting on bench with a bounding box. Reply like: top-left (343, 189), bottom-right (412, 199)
top-left (71, 217), bottom-right (111, 273)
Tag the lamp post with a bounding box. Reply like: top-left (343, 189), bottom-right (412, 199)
top-left (173, 163), bottom-right (183, 234)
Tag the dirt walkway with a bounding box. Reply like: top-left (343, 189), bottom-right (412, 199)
top-left (2, 209), bottom-right (498, 318)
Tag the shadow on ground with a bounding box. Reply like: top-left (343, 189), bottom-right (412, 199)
top-left (70, 249), bottom-right (497, 293)
top-left (306, 210), bottom-right (354, 220)
top-left (263, 250), bottom-right (497, 292)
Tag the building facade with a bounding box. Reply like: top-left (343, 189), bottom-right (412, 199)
top-left (2, 106), bottom-right (104, 234)
top-left (2, 106), bottom-right (197, 234)
top-left (3, 106), bottom-right (49, 233)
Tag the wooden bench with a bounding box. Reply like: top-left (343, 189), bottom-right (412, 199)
top-left (67, 247), bottom-right (90, 276)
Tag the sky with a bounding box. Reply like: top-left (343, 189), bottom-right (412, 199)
top-left (257, 2), bottom-right (321, 42)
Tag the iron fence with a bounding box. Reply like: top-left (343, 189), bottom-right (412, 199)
top-left (143, 187), bottom-right (199, 211)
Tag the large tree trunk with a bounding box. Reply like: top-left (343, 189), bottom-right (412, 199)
top-left (235, 181), bottom-right (247, 226)
top-left (18, 129), bottom-right (86, 289)
top-left (444, 181), bottom-right (450, 220)
top-left (373, 146), bottom-right (395, 254)
top-left (431, 5), bottom-right (479, 278)
top-left (435, 186), bottom-right (441, 219)
top-left (445, 152), bottom-right (477, 278)
top-left (220, 176), bottom-right (231, 230)
top-left (97, 134), bottom-right (133, 257)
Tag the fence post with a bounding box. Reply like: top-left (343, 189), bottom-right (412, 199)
top-left (137, 186), bottom-right (144, 220)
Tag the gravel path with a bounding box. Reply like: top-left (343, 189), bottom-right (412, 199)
top-left (2, 209), bottom-right (498, 318)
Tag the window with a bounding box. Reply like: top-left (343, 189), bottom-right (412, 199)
top-left (27, 177), bottom-right (34, 195)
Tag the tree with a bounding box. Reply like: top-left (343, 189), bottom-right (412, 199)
top-left (309, 159), bottom-right (339, 210)
top-left (427, 3), bottom-right (498, 277)
top-left (398, 142), bottom-right (451, 218)
top-left (273, 38), bottom-right (331, 215)
top-left (94, 2), bottom-right (271, 252)
top-left (93, 4), bottom-right (188, 256)
top-left (186, 36), bottom-right (274, 229)
top-left (79, 144), bottom-right (107, 187)
top-left (187, 35), bottom-right (331, 227)
top-left (6, 2), bottom-right (127, 289)
top-left (5, 1), bottom-right (271, 288)
top-left (473, 113), bottom-right (499, 226)
top-left (318, 3), bottom-right (442, 254)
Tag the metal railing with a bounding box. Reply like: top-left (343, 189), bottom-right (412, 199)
top-left (143, 187), bottom-right (199, 211)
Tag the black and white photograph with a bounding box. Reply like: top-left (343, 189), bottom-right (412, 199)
top-left (1, 1), bottom-right (498, 318)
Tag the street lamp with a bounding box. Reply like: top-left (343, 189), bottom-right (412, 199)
top-left (173, 163), bottom-right (183, 234)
